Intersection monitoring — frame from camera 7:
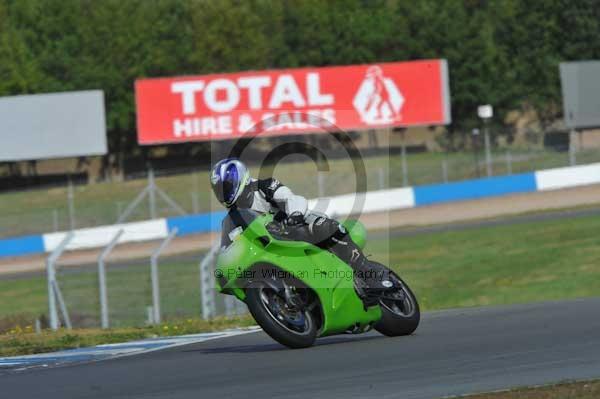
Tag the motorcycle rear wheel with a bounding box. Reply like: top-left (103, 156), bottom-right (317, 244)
top-left (374, 272), bottom-right (420, 337)
top-left (246, 280), bottom-right (317, 348)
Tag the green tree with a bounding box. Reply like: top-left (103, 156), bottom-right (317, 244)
top-left (1, 0), bottom-right (600, 166)
top-left (0, 1), bottom-right (44, 94)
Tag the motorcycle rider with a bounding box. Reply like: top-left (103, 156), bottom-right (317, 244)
top-left (210, 158), bottom-right (392, 293)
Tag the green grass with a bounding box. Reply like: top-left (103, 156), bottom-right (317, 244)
top-left (0, 316), bottom-right (255, 357)
top-left (459, 379), bottom-right (600, 399)
top-left (3, 148), bottom-right (600, 237)
top-left (366, 213), bottom-right (600, 310)
top-left (0, 276), bottom-right (48, 320)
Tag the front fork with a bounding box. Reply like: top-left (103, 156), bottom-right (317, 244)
top-left (255, 277), bottom-right (305, 310)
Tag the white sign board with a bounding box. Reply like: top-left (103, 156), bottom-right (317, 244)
top-left (560, 61), bottom-right (600, 129)
top-left (0, 90), bottom-right (107, 161)
top-left (477, 104), bottom-right (493, 119)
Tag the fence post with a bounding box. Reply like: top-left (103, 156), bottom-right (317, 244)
top-left (200, 238), bottom-right (221, 320)
top-left (235, 297), bottom-right (246, 316)
top-left (47, 256), bottom-right (58, 331)
top-left (97, 229), bottom-right (124, 329)
top-left (150, 228), bottom-right (178, 324)
top-left (117, 168), bottom-right (186, 224)
top-left (53, 280), bottom-right (72, 330)
top-left (377, 167), bottom-right (385, 190)
top-left (442, 159), bottom-right (448, 183)
top-left (191, 192), bottom-right (199, 214)
top-left (224, 295), bottom-right (236, 317)
top-left (401, 132), bottom-right (408, 186)
top-left (52, 209), bottom-right (59, 232)
top-left (146, 306), bottom-right (154, 325)
top-left (191, 173), bottom-right (200, 214)
top-left (117, 185), bottom-right (150, 224)
top-left (46, 232), bottom-right (74, 330)
top-left (67, 179), bottom-right (76, 230)
top-left (148, 168), bottom-right (157, 219)
top-left (569, 129), bottom-right (577, 166)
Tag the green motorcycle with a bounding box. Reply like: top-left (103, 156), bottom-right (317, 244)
top-left (215, 209), bottom-right (420, 348)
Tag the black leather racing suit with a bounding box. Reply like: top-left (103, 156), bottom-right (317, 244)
top-left (220, 178), bottom-right (308, 247)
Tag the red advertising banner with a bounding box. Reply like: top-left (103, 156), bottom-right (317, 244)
top-left (135, 59), bottom-right (450, 144)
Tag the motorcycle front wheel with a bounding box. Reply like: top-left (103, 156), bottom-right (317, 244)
top-left (374, 272), bottom-right (420, 337)
top-left (245, 280), bottom-right (317, 348)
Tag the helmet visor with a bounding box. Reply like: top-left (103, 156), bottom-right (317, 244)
top-left (211, 159), bottom-right (248, 207)
top-left (221, 163), bottom-right (239, 204)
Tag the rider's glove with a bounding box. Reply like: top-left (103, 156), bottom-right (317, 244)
top-left (309, 216), bottom-right (347, 243)
top-left (285, 211), bottom-right (305, 226)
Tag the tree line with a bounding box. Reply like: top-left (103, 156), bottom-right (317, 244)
top-left (1, 0), bottom-right (599, 169)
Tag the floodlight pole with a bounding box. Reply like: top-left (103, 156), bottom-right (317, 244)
top-left (483, 119), bottom-right (492, 177)
top-left (477, 105), bottom-right (494, 177)
top-left (472, 128), bottom-right (481, 178)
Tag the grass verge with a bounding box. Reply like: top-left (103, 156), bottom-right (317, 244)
top-left (0, 316), bottom-right (254, 357)
top-left (366, 210), bottom-right (600, 310)
top-left (458, 380), bottom-right (600, 398)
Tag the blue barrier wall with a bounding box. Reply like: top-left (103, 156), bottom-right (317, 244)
top-left (166, 211), bottom-right (227, 236)
top-left (413, 172), bottom-right (538, 206)
top-left (3, 162), bottom-right (598, 259)
top-left (0, 235), bottom-right (45, 258)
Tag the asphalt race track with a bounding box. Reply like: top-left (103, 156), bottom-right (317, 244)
top-left (2, 298), bottom-right (600, 399)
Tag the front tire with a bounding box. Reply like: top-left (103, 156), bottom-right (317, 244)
top-left (374, 273), bottom-right (420, 337)
top-left (245, 281), bottom-right (317, 349)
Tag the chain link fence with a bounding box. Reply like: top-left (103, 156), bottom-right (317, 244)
top-left (51, 244), bottom-right (246, 329)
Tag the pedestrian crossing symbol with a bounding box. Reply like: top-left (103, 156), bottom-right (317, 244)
top-left (352, 66), bottom-right (404, 125)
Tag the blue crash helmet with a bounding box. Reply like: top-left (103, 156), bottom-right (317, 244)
top-left (210, 158), bottom-right (250, 207)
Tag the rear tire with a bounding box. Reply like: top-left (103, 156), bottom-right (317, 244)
top-left (374, 274), bottom-right (420, 337)
top-left (245, 281), bottom-right (317, 349)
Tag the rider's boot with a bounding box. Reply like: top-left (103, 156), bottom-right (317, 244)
top-left (309, 217), bottom-right (393, 294)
